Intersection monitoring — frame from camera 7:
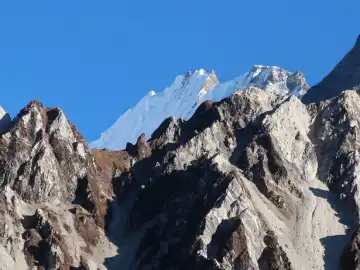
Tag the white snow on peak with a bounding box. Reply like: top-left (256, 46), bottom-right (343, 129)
top-left (148, 90), bottom-right (156, 96)
top-left (90, 66), bottom-right (309, 150)
top-left (199, 69), bottom-right (206, 76)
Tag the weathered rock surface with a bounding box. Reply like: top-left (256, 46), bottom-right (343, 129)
top-left (0, 36), bottom-right (360, 270)
top-left (0, 101), bottom-right (118, 269)
top-left (102, 87), bottom-right (358, 270)
top-left (0, 89), bottom-right (358, 270)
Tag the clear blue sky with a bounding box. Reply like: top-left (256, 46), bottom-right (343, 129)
top-left (0, 1), bottom-right (358, 141)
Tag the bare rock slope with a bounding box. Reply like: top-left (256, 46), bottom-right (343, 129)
top-left (0, 101), bottom-right (118, 269)
top-left (104, 88), bottom-right (358, 270)
top-left (0, 87), bottom-right (358, 270)
top-left (1, 37), bottom-right (360, 270)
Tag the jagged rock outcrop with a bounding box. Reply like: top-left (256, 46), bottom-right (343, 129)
top-left (0, 90), bottom-right (355, 270)
top-left (1, 87), bottom-right (350, 270)
top-left (0, 101), bottom-right (95, 204)
top-left (0, 101), bottom-right (118, 269)
top-left (1, 37), bottom-right (360, 270)
top-left (102, 87), bottom-right (359, 270)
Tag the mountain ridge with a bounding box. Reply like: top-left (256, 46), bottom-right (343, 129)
top-left (0, 36), bottom-right (358, 270)
top-left (91, 65), bottom-right (309, 150)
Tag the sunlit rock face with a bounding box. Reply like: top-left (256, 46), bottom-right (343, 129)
top-left (1, 36), bottom-right (360, 270)
top-left (105, 87), bottom-right (358, 270)
top-left (0, 100), bottom-right (117, 269)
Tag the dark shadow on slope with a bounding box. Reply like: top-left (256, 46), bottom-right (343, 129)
top-left (102, 140), bottom-right (183, 268)
top-left (21, 214), bottom-right (37, 230)
top-left (229, 121), bottom-right (258, 166)
top-left (103, 198), bottom-right (123, 270)
top-left (104, 198), bottom-right (113, 234)
top-left (310, 187), bottom-right (354, 270)
top-left (101, 97), bottom-right (289, 269)
top-left (72, 176), bottom-right (96, 214)
top-left (103, 156), bottom-right (236, 269)
top-left (27, 241), bottom-right (53, 269)
top-left (0, 112), bottom-right (12, 134)
top-left (307, 97), bottom-right (350, 184)
top-left (320, 235), bottom-right (351, 270)
top-left (70, 266), bottom-right (88, 270)
top-left (309, 187), bottom-right (354, 230)
top-left (258, 231), bottom-right (292, 270)
top-left (206, 217), bottom-right (242, 261)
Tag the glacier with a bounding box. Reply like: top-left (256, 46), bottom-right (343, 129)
top-left (90, 65), bottom-right (309, 150)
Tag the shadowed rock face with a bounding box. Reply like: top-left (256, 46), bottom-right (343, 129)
top-left (1, 38), bottom-right (360, 269)
top-left (104, 88), bottom-right (359, 270)
top-left (0, 106), bottom-right (11, 133)
top-left (0, 88), bottom-right (359, 270)
top-left (0, 101), bottom-right (120, 269)
top-left (303, 35), bottom-right (360, 104)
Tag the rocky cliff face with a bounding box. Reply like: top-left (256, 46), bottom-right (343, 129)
top-left (0, 37), bottom-right (359, 270)
top-left (0, 101), bottom-right (118, 269)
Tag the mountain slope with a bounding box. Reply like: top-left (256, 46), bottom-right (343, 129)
top-left (0, 35), bottom-right (359, 270)
top-left (0, 101), bottom-right (118, 269)
top-left (302, 35), bottom-right (360, 104)
top-left (0, 88), bottom-right (358, 269)
top-left (105, 89), bottom-right (357, 270)
top-left (91, 66), bottom-right (309, 150)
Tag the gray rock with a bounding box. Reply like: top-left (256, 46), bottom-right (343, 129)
top-left (2, 37), bottom-right (360, 270)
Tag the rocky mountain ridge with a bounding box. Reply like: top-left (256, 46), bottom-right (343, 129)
top-left (0, 36), bottom-right (359, 270)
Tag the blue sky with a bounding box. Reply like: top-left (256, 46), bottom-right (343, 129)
top-left (0, 1), bottom-right (358, 141)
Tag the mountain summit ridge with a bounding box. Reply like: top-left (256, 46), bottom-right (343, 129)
top-left (91, 65), bottom-right (309, 150)
top-left (0, 36), bottom-right (359, 270)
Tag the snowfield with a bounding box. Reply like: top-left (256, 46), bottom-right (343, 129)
top-left (91, 66), bottom-right (309, 150)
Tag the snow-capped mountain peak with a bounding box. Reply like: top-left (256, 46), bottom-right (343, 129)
top-left (91, 65), bottom-right (308, 150)
top-left (244, 65), bottom-right (308, 96)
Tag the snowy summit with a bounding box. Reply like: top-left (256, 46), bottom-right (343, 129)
top-left (91, 65), bottom-right (309, 150)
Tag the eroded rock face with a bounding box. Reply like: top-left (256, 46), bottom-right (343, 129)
top-left (0, 89), bottom-right (357, 270)
top-left (0, 101), bottom-right (95, 204)
top-left (0, 101), bottom-right (118, 270)
top-left (1, 38), bottom-right (360, 269)
top-left (102, 88), bottom-right (360, 270)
